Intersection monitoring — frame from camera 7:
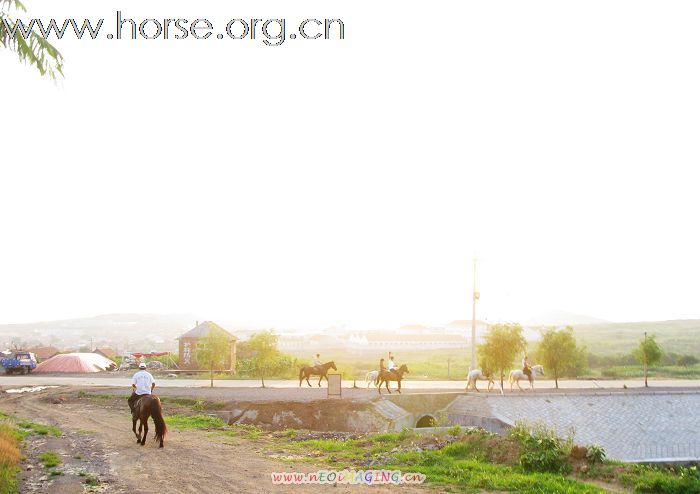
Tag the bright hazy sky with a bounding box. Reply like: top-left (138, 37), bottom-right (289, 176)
top-left (1, 0), bottom-right (699, 329)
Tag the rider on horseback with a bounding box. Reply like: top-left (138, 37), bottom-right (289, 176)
top-left (522, 354), bottom-right (532, 381)
top-left (129, 362), bottom-right (155, 416)
top-left (312, 353), bottom-right (321, 374)
top-left (387, 353), bottom-right (399, 378)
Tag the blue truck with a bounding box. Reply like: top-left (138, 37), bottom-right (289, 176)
top-left (0, 351), bottom-right (38, 374)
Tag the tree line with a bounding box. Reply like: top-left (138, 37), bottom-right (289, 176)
top-left (194, 324), bottom-right (684, 388)
top-left (478, 323), bottom-right (668, 389)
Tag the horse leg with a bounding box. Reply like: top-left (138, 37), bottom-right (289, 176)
top-left (141, 416), bottom-right (149, 445)
top-left (397, 379), bottom-right (401, 394)
top-left (318, 374), bottom-right (323, 387)
top-left (138, 420), bottom-right (144, 444)
top-left (385, 379), bottom-right (391, 394)
top-left (133, 416), bottom-right (141, 443)
top-left (306, 374), bottom-right (312, 387)
top-left (377, 380), bottom-right (382, 395)
top-left (517, 379), bottom-right (524, 391)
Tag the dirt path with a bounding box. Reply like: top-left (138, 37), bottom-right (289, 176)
top-left (0, 387), bottom-right (438, 494)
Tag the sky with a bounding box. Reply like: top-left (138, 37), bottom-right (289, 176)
top-left (1, 0), bottom-right (699, 329)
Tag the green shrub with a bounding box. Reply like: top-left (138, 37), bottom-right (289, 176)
top-left (586, 444), bottom-right (606, 464)
top-left (509, 422), bottom-right (572, 474)
top-left (447, 425), bottom-right (462, 436)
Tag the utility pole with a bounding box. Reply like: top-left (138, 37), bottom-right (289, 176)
top-left (471, 257), bottom-right (479, 371)
top-left (643, 331), bottom-right (648, 388)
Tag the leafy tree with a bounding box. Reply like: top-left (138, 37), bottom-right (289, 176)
top-left (245, 330), bottom-right (284, 387)
top-left (1, 0), bottom-right (62, 79)
top-left (195, 330), bottom-right (230, 388)
top-left (634, 333), bottom-right (662, 387)
top-left (478, 323), bottom-right (526, 389)
top-left (536, 326), bottom-right (587, 388)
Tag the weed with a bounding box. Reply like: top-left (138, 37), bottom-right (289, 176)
top-left (0, 422), bottom-right (22, 494)
top-left (586, 444), bottom-right (606, 464)
top-left (509, 421), bottom-right (572, 474)
top-left (16, 420), bottom-right (62, 437)
top-left (447, 425), bottom-right (462, 436)
top-left (84, 474), bottom-right (99, 486)
top-left (39, 452), bottom-right (61, 469)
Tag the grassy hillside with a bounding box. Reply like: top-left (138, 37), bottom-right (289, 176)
top-left (572, 319), bottom-right (700, 356)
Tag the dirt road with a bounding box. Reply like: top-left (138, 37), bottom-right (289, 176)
top-left (0, 388), bottom-right (436, 494)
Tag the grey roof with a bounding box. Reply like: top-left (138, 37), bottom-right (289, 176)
top-left (177, 321), bottom-right (237, 340)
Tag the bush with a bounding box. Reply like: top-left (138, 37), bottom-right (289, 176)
top-left (677, 355), bottom-right (699, 367)
top-left (585, 444), bottom-right (606, 464)
top-left (509, 422), bottom-right (572, 474)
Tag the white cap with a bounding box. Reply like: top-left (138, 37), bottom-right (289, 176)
top-left (138, 363), bottom-right (147, 369)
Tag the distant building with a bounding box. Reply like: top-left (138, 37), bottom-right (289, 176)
top-left (93, 347), bottom-right (118, 360)
top-left (177, 321), bottom-right (238, 371)
top-left (27, 346), bottom-right (60, 362)
top-left (346, 331), bottom-right (468, 349)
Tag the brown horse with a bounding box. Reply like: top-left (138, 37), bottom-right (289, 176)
top-left (377, 364), bottom-right (409, 395)
top-left (298, 361), bottom-right (337, 387)
top-left (132, 394), bottom-right (167, 448)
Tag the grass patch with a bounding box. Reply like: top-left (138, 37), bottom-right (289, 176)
top-left (16, 420), bottom-right (62, 438)
top-left (83, 473), bottom-right (99, 486)
top-left (621, 465), bottom-right (700, 494)
top-left (0, 422), bottom-right (22, 494)
top-left (39, 452), bottom-right (61, 469)
top-left (165, 414), bottom-right (227, 430)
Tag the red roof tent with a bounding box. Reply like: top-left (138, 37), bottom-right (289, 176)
top-left (130, 352), bottom-right (170, 358)
top-left (34, 353), bottom-right (117, 373)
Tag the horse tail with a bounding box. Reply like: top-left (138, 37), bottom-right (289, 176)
top-left (151, 396), bottom-right (168, 445)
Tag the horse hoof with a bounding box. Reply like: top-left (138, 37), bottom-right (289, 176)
top-left (136, 439), bottom-right (141, 444)
top-left (140, 442), bottom-right (145, 446)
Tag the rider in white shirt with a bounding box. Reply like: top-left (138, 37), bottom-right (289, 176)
top-left (387, 355), bottom-right (398, 375)
top-left (312, 354), bottom-right (322, 373)
top-left (128, 363), bottom-right (155, 414)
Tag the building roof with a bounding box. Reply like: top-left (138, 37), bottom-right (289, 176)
top-left (365, 332), bottom-right (466, 342)
top-left (177, 321), bottom-right (237, 340)
top-left (27, 346), bottom-right (60, 360)
top-left (93, 347), bottom-right (117, 359)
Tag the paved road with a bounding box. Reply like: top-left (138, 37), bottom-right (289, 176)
top-left (0, 374), bottom-right (698, 390)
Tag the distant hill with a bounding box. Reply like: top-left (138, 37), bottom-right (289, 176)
top-left (571, 319), bottom-right (700, 356)
top-left (0, 313), bottom-right (195, 335)
top-left (527, 311), bottom-right (610, 326)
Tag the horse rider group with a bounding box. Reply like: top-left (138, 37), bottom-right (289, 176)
top-left (380, 352), bottom-right (399, 378)
top-left (311, 352), bottom-right (401, 378)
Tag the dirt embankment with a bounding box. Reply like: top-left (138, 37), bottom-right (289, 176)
top-left (0, 387), bottom-right (435, 494)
